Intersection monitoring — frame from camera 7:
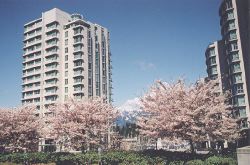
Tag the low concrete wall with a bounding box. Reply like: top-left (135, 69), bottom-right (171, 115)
top-left (237, 146), bottom-right (250, 165)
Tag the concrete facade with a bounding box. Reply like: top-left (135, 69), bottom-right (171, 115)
top-left (22, 8), bottom-right (112, 114)
top-left (205, 0), bottom-right (250, 145)
top-left (237, 146), bottom-right (250, 165)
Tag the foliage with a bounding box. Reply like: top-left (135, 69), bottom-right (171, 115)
top-left (43, 98), bottom-right (118, 151)
top-left (0, 151), bottom-right (237, 165)
top-left (137, 79), bottom-right (238, 151)
top-left (169, 160), bottom-right (184, 165)
top-left (116, 122), bottom-right (139, 138)
top-left (205, 156), bottom-right (237, 165)
top-left (186, 159), bottom-right (204, 165)
top-left (0, 106), bottom-right (42, 152)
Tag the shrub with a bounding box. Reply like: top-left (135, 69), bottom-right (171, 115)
top-left (221, 157), bottom-right (237, 165)
top-left (205, 156), bottom-right (237, 165)
top-left (0, 151), bottom-right (237, 165)
top-left (169, 160), bottom-right (184, 165)
top-left (186, 159), bottom-right (204, 165)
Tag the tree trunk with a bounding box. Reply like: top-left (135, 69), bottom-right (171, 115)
top-left (189, 139), bottom-right (195, 154)
top-left (155, 138), bottom-right (158, 150)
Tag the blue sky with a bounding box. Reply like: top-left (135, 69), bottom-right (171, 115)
top-left (0, 0), bottom-right (222, 107)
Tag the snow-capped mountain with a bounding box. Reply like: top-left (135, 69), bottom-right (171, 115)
top-left (117, 97), bottom-right (142, 125)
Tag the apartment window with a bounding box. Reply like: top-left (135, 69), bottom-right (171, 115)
top-left (230, 52), bottom-right (239, 62)
top-left (46, 87), bottom-right (57, 93)
top-left (209, 57), bottom-right (216, 65)
top-left (65, 87), bottom-right (68, 93)
top-left (74, 27), bottom-right (82, 35)
top-left (230, 62), bottom-right (241, 73)
top-left (208, 48), bottom-right (215, 57)
top-left (74, 52), bottom-right (82, 59)
top-left (74, 94), bottom-right (82, 100)
top-left (74, 36), bottom-right (82, 43)
top-left (232, 74), bottom-right (242, 84)
top-left (228, 21), bottom-right (235, 30)
top-left (47, 22), bottom-right (58, 29)
top-left (65, 95), bottom-right (68, 101)
top-left (65, 63), bottom-right (68, 69)
top-left (232, 42), bottom-right (238, 50)
top-left (237, 96), bottom-right (245, 106)
top-left (239, 108), bottom-right (247, 118)
top-left (74, 77), bottom-right (82, 83)
top-left (74, 61), bottom-right (83, 67)
top-left (34, 90), bottom-right (40, 94)
top-left (65, 48), bottom-right (68, 53)
top-left (47, 31), bottom-right (57, 37)
top-left (232, 84), bottom-right (244, 95)
top-left (229, 30), bottom-right (237, 40)
top-left (236, 84), bottom-right (244, 94)
top-left (208, 66), bottom-right (217, 75)
top-left (226, 0), bottom-right (233, 9)
top-left (65, 79), bottom-right (68, 85)
top-left (227, 11), bottom-right (234, 20)
top-left (74, 45), bottom-right (82, 51)
top-left (74, 69), bottom-right (82, 75)
top-left (241, 120), bottom-right (248, 128)
top-left (65, 39), bottom-right (68, 46)
top-left (65, 55), bottom-right (68, 61)
top-left (74, 85), bottom-right (83, 91)
top-left (46, 47), bottom-right (57, 53)
top-left (65, 71), bottom-right (68, 77)
top-left (47, 39), bottom-right (57, 45)
top-left (65, 31), bottom-right (68, 37)
top-left (228, 42), bottom-right (238, 52)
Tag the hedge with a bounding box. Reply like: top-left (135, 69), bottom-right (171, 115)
top-left (0, 151), bottom-right (237, 165)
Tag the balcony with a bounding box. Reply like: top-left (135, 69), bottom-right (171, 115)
top-left (22, 85), bottom-right (41, 93)
top-left (23, 70), bottom-right (41, 78)
top-left (24, 20), bottom-right (42, 33)
top-left (45, 91), bottom-right (58, 97)
top-left (45, 66), bottom-right (58, 72)
top-left (73, 90), bottom-right (84, 95)
top-left (45, 43), bottom-right (59, 50)
top-left (46, 26), bottom-right (59, 34)
top-left (23, 55), bottom-right (41, 64)
top-left (23, 38), bottom-right (42, 48)
top-left (23, 47), bottom-right (42, 57)
top-left (73, 31), bottom-right (83, 37)
top-left (45, 57), bottom-right (58, 64)
top-left (23, 61), bottom-right (41, 70)
top-left (45, 71), bottom-right (58, 80)
top-left (45, 99), bottom-right (57, 105)
top-left (44, 82), bottom-right (57, 88)
top-left (23, 93), bottom-right (40, 100)
top-left (23, 30), bottom-right (42, 41)
top-left (46, 34), bottom-right (58, 41)
top-left (73, 47), bottom-right (84, 54)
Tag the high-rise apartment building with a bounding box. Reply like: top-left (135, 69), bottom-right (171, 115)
top-left (205, 0), bottom-right (250, 145)
top-left (22, 8), bottom-right (112, 114)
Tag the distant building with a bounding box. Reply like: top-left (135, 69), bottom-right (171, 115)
top-left (205, 0), bottom-right (250, 145)
top-left (22, 8), bottom-right (112, 115)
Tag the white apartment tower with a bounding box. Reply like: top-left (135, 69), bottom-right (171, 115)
top-left (206, 0), bottom-right (250, 146)
top-left (22, 8), bottom-right (112, 113)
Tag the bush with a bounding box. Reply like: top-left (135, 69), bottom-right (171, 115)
top-left (221, 157), bottom-right (237, 165)
top-left (0, 151), bottom-right (237, 165)
top-left (169, 160), bottom-right (184, 165)
top-left (186, 159), bottom-right (204, 165)
top-left (205, 156), bottom-right (237, 165)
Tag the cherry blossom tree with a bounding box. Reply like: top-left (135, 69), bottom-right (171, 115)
top-left (137, 79), bottom-right (239, 152)
top-left (0, 106), bottom-right (41, 152)
top-left (46, 98), bottom-right (118, 151)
